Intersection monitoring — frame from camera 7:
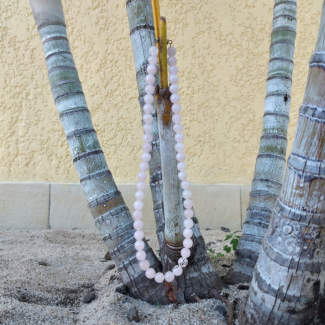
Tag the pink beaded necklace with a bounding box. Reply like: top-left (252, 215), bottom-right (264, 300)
top-left (132, 45), bottom-right (194, 284)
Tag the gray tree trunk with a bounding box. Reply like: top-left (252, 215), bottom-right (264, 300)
top-left (29, 0), bottom-right (170, 305)
top-left (225, 0), bottom-right (297, 285)
top-left (239, 2), bottom-right (325, 323)
top-left (126, 0), bottom-right (226, 302)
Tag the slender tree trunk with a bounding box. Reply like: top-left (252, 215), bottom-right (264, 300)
top-left (225, 0), bottom-right (297, 285)
top-left (239, 3), bottom-right (325, 324)
top-left (29, 0), bottom-right (172, 304)
top-left (126, 0), bottom-right (226, 302)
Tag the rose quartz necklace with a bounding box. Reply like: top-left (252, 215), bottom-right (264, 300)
top-left (132, 45), bottom-right (194, 283)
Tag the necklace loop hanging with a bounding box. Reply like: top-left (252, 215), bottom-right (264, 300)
top-left (133, 45), bottom-right (195, 284)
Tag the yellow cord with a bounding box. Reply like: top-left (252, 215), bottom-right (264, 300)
top-left (151, 0), bottom-right (160, 40)
top-left (159, 17), bottom-right (168, 89)
top-left (151, 0), bottom-right (168, 89)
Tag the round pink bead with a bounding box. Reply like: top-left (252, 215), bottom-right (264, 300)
top-left (142, 143), bottom-right (152, 153)
top-left (134, 220), bottom-right (143, 231)
top-left (172, 114), bottom-right (182, 124)
top-left (176, 153), bottom-right (186, 162)
top-left (169, 74), bottom-right (178, 84)
top-left (165, 271), bottom-right (175, 283)
top-left (172, 103), bottom-right (181, 113)
top-left (133, 210), bottom-right (143, 220)
top-left (184, 209), bottom-right (194, 219)
top-left (178, 257), bottom-right (188, 268)
top-left (139, 260), bottom-right (150, 271)
top-left (167, 46), bottom-right (176, 57)
top-left (145, 268), bottom-right (156, 279)
top-left (184, 199), bottom-right (193, 209)
top-left (137, 172), bottom-right (147, 181)
top-left (145, 74), bottom-right (155, 85)
top-left (169, 66), bottom-right (178, 75)
top-left (141, 152), bottom-right (151, 162)
top-left (143, 104), bottom-right (153, 114)
top-left (143, 134), bottom-right (153, 143)
top-left (134, 230), bottom-right (144, 240)
top-left (181, 180), bottom-right (190, 190)
top-left (148, 55), bottom-right (158, 65)
top-left (144, 94), bottom-right (154, 104)
top-left (170, 94), bottom-right (180, 104)
top-left (135, 240), bottom-right (145, 251)
top-left (167, 56), bottom-right (177, 66)
top-left (145, 85), bottom-right (155, 94)
top-left (175, 143), bottom-right (184, 153)
top-left (173, 265), bottom-right (183, 276)
top-left (136, 250), bottom-right (146, 261)
top-left (183, 228), bottom-right (193, 238)
top-left (181, 248), bottom-right (191, 258)
top-left (139, 162), bottom-right (149, 172)
top-left (175, 133), bottom-right (184, 143)
top-left (183, 238), bottom-right (193, 248)
top-left (169, 84), bottom-right (179, 94)
top-left (184, 219), bottom-right (193, 229)
top-left (134, 201), bottom-right (144, 211)
top-left (143, 123), bottom-right (153, 134)
top-left (137, 181), bottom-right (146, 191)
top-left (143, 113), bottom-right (153, 124)
top-left (135, 190), bottom-right (145, 200)
top-left (182, 189), bottom-right (192, 199)
top-left (177, 162), bottom-right (186, 172)
top-left (147, 64), bottom-right (157, 75)
top-left (173, 123), bottom-right (183, 133)
top-left (155, 272), bottom-right (165, 283)
top-left (149, 46), bottom-right (158, 56)
top-left (178, 171), bottom-right (188, 181)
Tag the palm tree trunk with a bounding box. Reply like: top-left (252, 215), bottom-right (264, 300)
top-left (126, 0), bottom-right (226, 302)
top-left (225, 0), bottom-right (297, 285)
top-left (239, 3), bottom-right (325, 323)
top-left (29, 0), bottom-right (171, 304)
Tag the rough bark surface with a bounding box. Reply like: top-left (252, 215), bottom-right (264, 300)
top-left (225, 0), bottom-right (297, 285)
top-left (30, 0), bottom-right (168, 305)
top-left (239, 4), bottom-right (325, 324)
top-left (126, 0), bottom-right (226, 302)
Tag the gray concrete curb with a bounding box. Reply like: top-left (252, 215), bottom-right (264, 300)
top-left (0, 182), bottom-right (250, 231)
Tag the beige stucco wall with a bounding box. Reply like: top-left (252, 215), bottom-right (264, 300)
top-left (0, 0), bottom-right (323, 184)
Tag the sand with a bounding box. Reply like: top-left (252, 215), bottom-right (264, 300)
top-left (0, 229), bottom-right (248, 325)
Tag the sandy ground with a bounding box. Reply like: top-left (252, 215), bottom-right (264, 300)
top-left (0, 229), bottom-right (248, 325)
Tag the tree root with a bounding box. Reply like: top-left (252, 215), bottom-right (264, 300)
top-left (209, 289), bottom-right (235, 325)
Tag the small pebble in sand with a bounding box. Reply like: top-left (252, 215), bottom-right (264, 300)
top-left (107, 264), bottom-right (115, 271)
top-left (82, 292), bottom-right (96, 304)
top-left (215, 304), bottom-right (227, 318)
top-left (221, 227), bottom-right (230, 233)
top-left (127, 306), bottom-right (140, 322)
top-left (115, 285), bottom-right (128, 295)
top-left (104, 251), bottom-right (112, 260)
top-left (17, 293), bottom-right (28, 302)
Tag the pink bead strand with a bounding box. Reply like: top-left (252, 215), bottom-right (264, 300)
top-left (132, 45), bottom-right (194, 283)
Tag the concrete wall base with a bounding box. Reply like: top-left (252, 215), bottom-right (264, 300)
top-left (0, 182), bottom-right (250, 232)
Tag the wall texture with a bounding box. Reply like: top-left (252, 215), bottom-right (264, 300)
top-left (0, 0), bottom-right (323, 184)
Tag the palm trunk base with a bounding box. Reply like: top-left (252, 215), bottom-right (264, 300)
top-left (224, 235), bottom-right (262, 284)
top-left (238, 293), bottom-right (323, 325)
top-left (224, 264), bottom-right (253, 285)
top-left (160, 234), bottom-right (227, 303)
